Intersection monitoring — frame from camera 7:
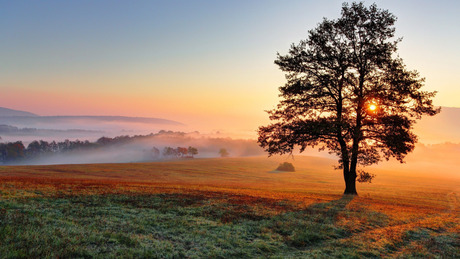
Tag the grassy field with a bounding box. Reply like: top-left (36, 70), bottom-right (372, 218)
top-left (0, 156), bottom-right (459, 258)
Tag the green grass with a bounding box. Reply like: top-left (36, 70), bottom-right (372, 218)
top-left (1, 192), bottom-right (458, 258)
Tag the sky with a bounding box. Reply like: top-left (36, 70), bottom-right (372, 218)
top-left (1, 0), bottom-right (459, 137)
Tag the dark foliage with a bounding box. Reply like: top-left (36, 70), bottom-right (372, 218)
top-left (356, 169), bottom-right (375, 183)
top-left (258, 2), bottom-right (439, 194)
top-left (0, 141), bottom-right (25, 162)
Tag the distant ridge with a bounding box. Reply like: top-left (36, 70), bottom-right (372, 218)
top-left (0, 107), bottom-right (38, 117)
top-left (0, 115), bottom-right (184, 126)
top-left (0, 107), bottom-right (183, 126)
top-left (0, 124), bottom-right (103, 136)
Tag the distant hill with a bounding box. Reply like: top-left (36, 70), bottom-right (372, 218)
top-left (0, 107), bottom-right (38, 117)
top-left (0, 115), bottom-right (183, 126)
top-left (0, 107), bottom-right (183, 126)
top-left (0, 124), bottom-right (103, 135)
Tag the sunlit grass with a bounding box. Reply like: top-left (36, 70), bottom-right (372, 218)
top-left (0, 156), bottom-right (459, 257)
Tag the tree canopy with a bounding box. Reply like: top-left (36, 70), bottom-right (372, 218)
top-left (258, 2), bottom-right (439, 195)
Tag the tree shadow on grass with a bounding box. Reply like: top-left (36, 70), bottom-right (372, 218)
top-left (270, 195), bottom-right (355, 248)
top-left (306, 194), bottom-right (355, 221)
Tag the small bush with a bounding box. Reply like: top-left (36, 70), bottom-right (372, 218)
top-left (276, 162), bottom-right (295, 172)
top-left (357, 169), bottom-right (375, 183)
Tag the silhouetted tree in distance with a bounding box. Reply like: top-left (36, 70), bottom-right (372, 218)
top-left (163, 147), bottom-right (178, 158)
top-left (177, 147), bottom-right (188, 157)
top-left (0, 141), bottom-right (25, 162)
top-left (26, 140), bottom-right (42, 157)
top-left (218, 148), bottom-right (229, 157)
top-left (258, 2), bottom-right (439, 195)
top-left (188, 146), bottom-right (198, 158)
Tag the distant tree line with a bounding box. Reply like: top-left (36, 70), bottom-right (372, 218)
top-left (0, 124), bottom-right (100, 134)
top-left (0, 131), bottom-right (198, 164)
top-left (154, 146), bottom-right (198, 159)
top-left (0, 138), bottom-right (109, 163)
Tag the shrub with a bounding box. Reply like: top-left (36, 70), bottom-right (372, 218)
top-left (276, 162), bottom-right (295, 172)
top-left (356, 169), bottom-right (375, 183)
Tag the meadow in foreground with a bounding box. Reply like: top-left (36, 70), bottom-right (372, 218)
top-left (0, 157), bottom-right (459, 258)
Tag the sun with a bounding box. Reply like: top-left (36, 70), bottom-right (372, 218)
top-left (368, 104), bottom-right (377, 111)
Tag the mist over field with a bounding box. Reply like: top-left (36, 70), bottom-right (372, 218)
top-left (5, 132), bottom-right (460, 183)
top-left (10, 132), bottom-right (266, 165)
top-left (0, 115), bottom-right (186, 144)
top-left (1, 106), bottom-right (460, 176)
top-left (414, 107), bottom-right (460, 144)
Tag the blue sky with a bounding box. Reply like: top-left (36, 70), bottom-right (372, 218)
top-left (1, 0), bottom-right (459, 135)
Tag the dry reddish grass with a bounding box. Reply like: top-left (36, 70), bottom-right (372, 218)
top-left (1, 156), bottom-right (458, 210)
top-left (1, 155), bottom-right (459, 251)
top-left (0, 156), bottom-right (340, 203)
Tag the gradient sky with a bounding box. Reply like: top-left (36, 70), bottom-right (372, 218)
top-left (1, 0), bottom-right (459, 136)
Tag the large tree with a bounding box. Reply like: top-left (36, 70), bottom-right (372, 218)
top-left (258, 2), bottom-right (439, 195)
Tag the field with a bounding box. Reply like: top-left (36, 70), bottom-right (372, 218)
top-left (0, 156), bottom-right (459, 258)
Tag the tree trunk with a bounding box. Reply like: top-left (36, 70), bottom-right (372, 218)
top-left (345, 152), bottom-right (359, 195)
top-left (344, 170), bottom-right (358, 195)
top-left (346, 159), bottom-right (358, 195)
top-left (340, 145), bottom-right (357, 195)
